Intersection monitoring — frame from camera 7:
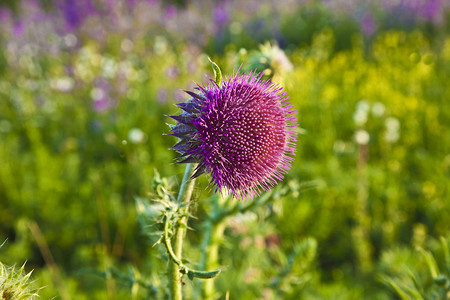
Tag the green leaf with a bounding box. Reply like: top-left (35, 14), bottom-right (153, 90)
top-left (385, 278), bottom-right (416, 300)
top-left (208, 57), bottom-right (222, 86)
top-left (418, 247), bottom-right (439, 279)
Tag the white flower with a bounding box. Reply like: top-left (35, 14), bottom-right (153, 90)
top-left (372, 102), bottom-right (386, 117)
top-left (63, 34), bottom-right (77, 48)
top-left (102, 58), bottom-right (117, 78)
top-left (128, 128), bottom-right (146, 144)
top-left (356, 99), bottom-right (370, 112)
top-left (385, 117), bottom-right (400, 143)
top-left (50, 77), bottom-right (74, 92)
top-left (355, 130), bottom-right (370, 145)
top-left (353, 109), bottom-right (368, 126)
top-left (90, 87), bottom-right (105, 100)
top-left (353, 99), bottom-right (370, 126)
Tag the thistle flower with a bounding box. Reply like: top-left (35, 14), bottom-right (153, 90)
top-left (170, 67), bottom-right (297, 200)
top-left (0, 262), bottom-right (39, 300)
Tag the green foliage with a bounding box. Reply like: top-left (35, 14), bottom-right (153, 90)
top-left (378, 236), bottom-right (450, 299)
top-left (0, 5), bottom-right (449, 298)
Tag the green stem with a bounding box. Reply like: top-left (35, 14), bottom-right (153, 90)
top-left (163, 211), bottom-right (221, 279)
top-left (194, 195), bottom-right (228, 299)
top-left (176, 163), bottom-right (196, 204)
top-left (201, 221), bottom-right (226, 300)
top-left (166, 165), bottom-right (223, 299)
top-left (169, 163), bottom-right (196, 300)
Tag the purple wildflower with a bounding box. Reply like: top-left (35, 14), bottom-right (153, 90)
top-left (170, 71), bottom-right (297, 200)
top-left (91, 78), bottom-right (116, 113)
top-left (420, 0), bottom-right (442, 22)
top-left (58, 0), bottom-right (96, 31)
top-left (213, 1), bottom-right (229, 28)
top-left (0, 7), bottom-right (11, 23)
top-left (157, 88), bottom-right (168, 104)
top-left (361, 13), bottom-right (377, 36)
top-left (13, 20), bottom-right (24, 36)
top-left (165, 65), bottom-right (180, 79)
top-left (165, 5), bottom-right (177, 19)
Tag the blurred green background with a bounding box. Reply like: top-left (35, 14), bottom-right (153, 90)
top-left (0, 0), bottom-right (449, 299)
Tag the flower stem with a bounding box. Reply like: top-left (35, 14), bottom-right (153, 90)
top-left (201, 220), bottom-right (226, 300)
top-left (194, 195), bottom-right (227, 299)
top-left (169, 163), bottom-right (196, 300)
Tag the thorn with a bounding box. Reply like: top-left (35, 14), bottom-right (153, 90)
top-left (170, 115), bottom-right (193, 124)
top-left (175, 156), bottom-right (200, 164)
top-left (191, 165), bottom-right (206, 178)
top-left (152, 237), bottom-right (162, 247)
top-left (184, 90), bottom-right (206, 101)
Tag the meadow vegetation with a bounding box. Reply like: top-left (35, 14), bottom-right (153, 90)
top-left (0, 0), bottom-right (449, 299)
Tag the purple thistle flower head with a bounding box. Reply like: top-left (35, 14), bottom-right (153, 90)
top-left (170, 68), bottom-right (297, 200)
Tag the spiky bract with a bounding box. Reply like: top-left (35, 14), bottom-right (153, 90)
top-left (0, 262), bottom-right (38, 300)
